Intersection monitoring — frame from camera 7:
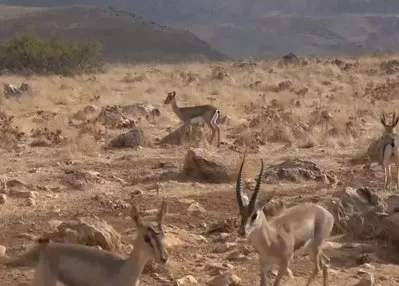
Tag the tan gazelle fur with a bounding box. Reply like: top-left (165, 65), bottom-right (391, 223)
top-left (164, 91), bottom-right (221, 147)
top-left (1, 199), bottom-right (168, 286)
top-left (235, 154), bottom-right (334, 286)
top-left (368, 112), bottom-right (399, 190)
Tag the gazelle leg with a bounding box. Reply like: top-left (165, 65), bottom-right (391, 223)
top-left (388, 164), bottom-right (392, 190)
top-left (210, 111), bottom-right (221, 147)
top-left (305, 247), bottom-right (321, 286)
top-left (34, 260), bottom-right (57, 286)
top-left (384, 164), bottom-right (389, 190)
top-left (396, 162), bottom-right (399, 190)
top-left (273, 259), bottom-right (289, 286)
top-left (320, 252), bottom-right (330, 286)
top-left (259, 260), bottom-right (269, 286)
top-left (206, 122), bottom-right (216, 145)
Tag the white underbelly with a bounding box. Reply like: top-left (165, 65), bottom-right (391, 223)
top-left (189, 117), bottom-right (205, 124)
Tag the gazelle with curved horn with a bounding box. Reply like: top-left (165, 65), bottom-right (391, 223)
top-left (1, 199), bottom-right (169, 286)
top-left (235, 154), bottom-right (335, 286)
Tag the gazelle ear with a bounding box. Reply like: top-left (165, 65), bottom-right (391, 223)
top-left (130, 204), bottom-right (144, 229)
top-left (381, 113), bottom-right (387, 127)
top-left (157, 198), bottom-right (167, 227)
top-left (256, 193), bottom-right (275, 211)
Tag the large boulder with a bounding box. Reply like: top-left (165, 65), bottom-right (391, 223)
top-left (44, 216), bottom-right (122, 252)
top-left (158, 123), bottom-right (206, 147)
top-left (328, 187), bottom-right (387, 239)
top-left (262, 158), bottom-right (335, 184)
top-left (183, 148), bottom-right (235, 183)
top-left (109, 127), bottom-right (148, 148)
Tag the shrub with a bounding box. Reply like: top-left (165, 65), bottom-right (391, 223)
top-left (0, 32), bottom-right (104, 75)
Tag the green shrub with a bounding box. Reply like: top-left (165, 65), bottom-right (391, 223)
top-left (0, 32), bottom-right (104, 75)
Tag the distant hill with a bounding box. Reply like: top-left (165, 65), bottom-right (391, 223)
top-left (2, 1), bottom-right (399, 58)
top-left (0, 5), bottom-right (227, 63)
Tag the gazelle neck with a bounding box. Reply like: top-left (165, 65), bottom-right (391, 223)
top-left (247, 213), bottom-right (274, 252)
top-left (118, 237), bottom-right (151, 286)
top-left (170, 99), bottom-right (184, 120)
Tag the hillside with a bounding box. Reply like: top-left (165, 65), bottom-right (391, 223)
top-left (0, 5), bottom-right (226, 63)
top-left (2, 0), bottom-right (399, 57)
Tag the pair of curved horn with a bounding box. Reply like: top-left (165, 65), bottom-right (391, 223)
top-left (235, 153), bottom-right (264, 215)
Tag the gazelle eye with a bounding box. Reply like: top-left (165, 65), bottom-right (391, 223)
top-left (144, 235), bottom-right (151, 244)
top-left (251, 212), bottom-right (258, 223)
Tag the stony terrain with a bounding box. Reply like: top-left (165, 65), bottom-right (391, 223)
top-left (1, 55), bottom-right (399, 285)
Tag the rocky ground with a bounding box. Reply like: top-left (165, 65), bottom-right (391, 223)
top-left (1, 55), bottom-right (399, 285)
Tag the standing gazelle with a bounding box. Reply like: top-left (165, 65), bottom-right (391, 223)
top-left (1, 199), bottom-right (168, 286)
top-left (164, 91), bottom-right (221, 147)
top-left (235, 154), bottom-right (334, 286)
top-left (367, 112), bottom-right (399, 190)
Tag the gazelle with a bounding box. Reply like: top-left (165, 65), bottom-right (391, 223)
top-left (1, 199), bottom-right (168, 286)
top-left (164, 91), bottom-right (221, 147)
top-left (235, 154), bottom-right (334, 286)
top-left (367, 112), bottom-right (399, 190)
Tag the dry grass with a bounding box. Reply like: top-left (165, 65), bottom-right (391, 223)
top-left (1, 54), bottom-right (399, 285)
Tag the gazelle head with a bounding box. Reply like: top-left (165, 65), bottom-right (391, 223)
top-left (235, 154), bottom-right (272, 238)
top-left (164, 91), bottom-right (176, 105)
top-left (130, 199), bottom-right (169, 264)
top-left (380, 112), bottom-right (399, 134)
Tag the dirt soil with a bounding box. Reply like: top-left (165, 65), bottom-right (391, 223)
top-left (1, 55), bottom-right (399, 285)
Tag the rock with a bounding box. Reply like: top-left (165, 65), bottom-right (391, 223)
top-left (226, 250), bottom-right (249, 262)
top-left (109, 127), bottom-right (148, 149)
top-left (262, 158), bottom-right (335, 184)
top-left (353, 271), bottom-right (375, 286)
top-left (383, 212), bottom-right (399, 243)
top-left (213, 243), bottom-right (236, 254)
top-left (183, 148), bottom-right (235, 183)
top-left (282, 53), bottom-right (299, 64)
top-left (63, 169), bottom-right (104, 190)
top-left (385, 194), bottom-right (399, 214)
top-left (175, 275), bottom-right (198, 285)
top-left (0, 245), bottom-right (6, 256)
top-left (8, 190), bottom-right (37, 199)
top-left (158, 123), bottom-right (206, 147)
top-left (95, 105), bottom-right (136, 129)
top-left (14, 233), bottom-right (36, 240)
top-left (207, 273), bottom-right (242, 286)
top-left (0, 194), bottom-right (6, 204)
top-left (121, 103), bottom-right (161, 124)
top-left (187, 202), bottom-right (206, 215)
top-left (328, 187), bottom-right (387, 239)
top-left (205, 262), bottom-right (234, 274)
top-left (26, 197), bottom-right (36, 206)
top-left (45, 216), bottom-right (122, 252)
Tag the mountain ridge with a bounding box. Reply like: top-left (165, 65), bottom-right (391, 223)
top-left (0, 4), bottom-right (227, 63)
top-left (1, 1), bottom-right (399, 57)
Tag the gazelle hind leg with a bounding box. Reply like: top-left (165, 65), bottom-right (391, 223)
top-left (305, 247), bottom-right (322, 286)
top-left (384, 164), bottom-right (389, 190)
top-left (320, 252), bottom-right (330, 286)
top-left (206, 122), bottom-right (216, 145)
top-left (211, 111), bottom-right (221, 147)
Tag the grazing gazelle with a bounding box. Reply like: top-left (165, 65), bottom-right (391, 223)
top-left (164, 91), bottom-right (221, 147)
top-left (235, 154), bottom-right (334, 286)
top-left (1, 199), bottom-right (168, 286)
top-left (367, 112), bottom-right (399, 190)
